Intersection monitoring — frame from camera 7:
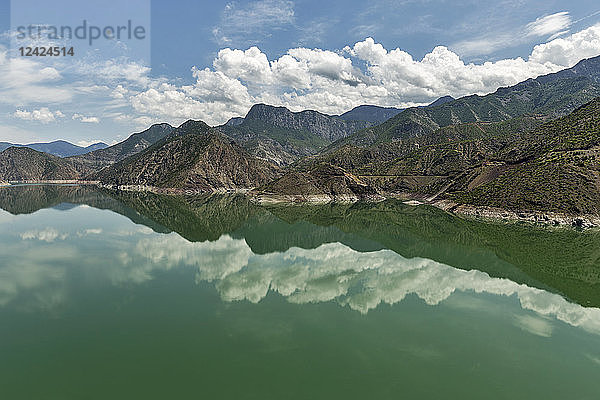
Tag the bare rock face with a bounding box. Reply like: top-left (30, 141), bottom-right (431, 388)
top-left (244, 104), bottom-right (372, 142)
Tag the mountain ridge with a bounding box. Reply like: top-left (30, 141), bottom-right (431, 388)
top-left (0, 140), bottom-right (108, 157)
top-left (93, 120), bottom-right (281, 192)
top-left (3, 56), bottom-right (600, 224)
top-left (330, 55), bottom-right (600, 148)
top-left (67, 123), bottom-right (173, 174)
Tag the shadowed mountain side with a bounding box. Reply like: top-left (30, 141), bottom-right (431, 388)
top-left (299, 115), bottom-right (547, 175)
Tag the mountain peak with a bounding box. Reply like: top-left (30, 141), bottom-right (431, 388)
top-left (225, 117), bottom-right (245, 126)
top-left (175, 119), bottom-right (211, 135)
top-left (427, 96), bottom-right (455, 107)
top-left (94, 128), bottom-right (280, 192)
top-left (338, 105), bottom-right (403, 123)
top-left (245, 103), bottom-right (294, 120)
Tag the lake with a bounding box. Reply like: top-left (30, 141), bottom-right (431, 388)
top-left (0, 184), bottom-right (599, 399)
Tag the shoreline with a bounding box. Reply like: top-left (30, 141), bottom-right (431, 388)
top-left (2, 182), bottom-right (597, 229)
top-left (4, 180), bottom-right (100, 185)
top-left (431, 200), bottom-right (600, 229)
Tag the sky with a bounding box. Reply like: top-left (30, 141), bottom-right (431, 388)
top-left (0, 0), bottom-right (599, 145)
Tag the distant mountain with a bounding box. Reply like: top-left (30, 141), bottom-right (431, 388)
top-left (94, 120), bottom-right (280, 192)
top-left (0, 147), bottom-right (82, 181)
top-left (337, 105), bottom-right (403, 123)
top-left (0, 140), bottom-right (108, 157)
top-left (69, 123), bottom-right (173, 173)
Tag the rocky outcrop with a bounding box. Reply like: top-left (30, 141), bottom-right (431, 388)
top-left (434, 200), bottom-right (600, 228)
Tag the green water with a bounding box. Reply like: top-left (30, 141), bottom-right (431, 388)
top-left (0, 185), bottom-right (599, 399)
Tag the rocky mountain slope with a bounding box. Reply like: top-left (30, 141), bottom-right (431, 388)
top-left (0, 147), bottom-right (83, 181)
top-left (68, 123), bottom-right (173, 173)
top-left (0, 140), bottom-right (107, 157)
top-left (220, 118), bottom-right (329, 166)
top-left (220, 104), bottom-right (378, 166)
top-left (238, 104), bottom-right (372, 141)
top-left (261, 93), bottom-right (600, 218)
top-left (445, 98), bottom-right (600, 215)
top-left (253, 163), bottom-right (382, 202)
top-left (93, 120), bottom-right (280, 192)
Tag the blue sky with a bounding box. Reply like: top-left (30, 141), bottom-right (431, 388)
top-left (0, 0), bottom-right (599, 145)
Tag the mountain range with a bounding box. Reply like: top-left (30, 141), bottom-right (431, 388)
top-left (93, 120), bottom-right (279, 192)
top-left (0, 140), bottom-right (107, 157)
top-left (2, 55), bottom-right (600, 224)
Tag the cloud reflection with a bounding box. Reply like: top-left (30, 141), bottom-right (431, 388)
top-left (1, 216), bottom-right (599, 336)
top-left (129, 234), bottom-right (600, 335)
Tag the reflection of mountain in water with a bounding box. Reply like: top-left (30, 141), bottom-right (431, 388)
top-left (0, 184), bottom-right (169, 234)
top-left (0, 184), bottom-right (598, 307)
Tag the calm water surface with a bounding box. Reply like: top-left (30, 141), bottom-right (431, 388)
top-left (0, 185), bottom-right (599, 399)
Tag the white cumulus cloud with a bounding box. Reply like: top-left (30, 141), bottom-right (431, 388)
top-left (13, 107), bottom-right (65, 124)
top-left (127, 23), bottom-right (600, 126)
